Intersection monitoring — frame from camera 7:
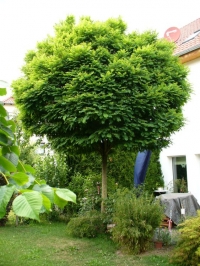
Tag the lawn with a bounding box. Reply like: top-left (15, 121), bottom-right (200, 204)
top-left (0, 222), bottom-right (176, 266)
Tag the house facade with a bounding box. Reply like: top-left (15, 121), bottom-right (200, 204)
top-left (160, 18), bottom-right (200, 203)
top-left (2, 96), bottom-right (16, 119)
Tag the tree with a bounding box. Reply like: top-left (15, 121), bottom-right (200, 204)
top-left (0, 88), bottom-right (76, 224)
top-left (12, 16), bottom-right (191, 211)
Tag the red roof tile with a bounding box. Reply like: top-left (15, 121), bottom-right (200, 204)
top-left (174, 18), bottom-right (200, 56)
top-left (3, 96), bottom-right (14, 105)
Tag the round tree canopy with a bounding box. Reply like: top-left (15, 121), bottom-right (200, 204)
top-left (12, 16), bottom-right (191, 153)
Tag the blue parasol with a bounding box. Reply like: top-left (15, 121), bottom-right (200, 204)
top-left (134, 150), bottom-right (152, 186)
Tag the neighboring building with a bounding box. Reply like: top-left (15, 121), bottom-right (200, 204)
top-left (2, 96), bottom-right (17, 119)
top-left (160, 18), bottom-right (200, 203)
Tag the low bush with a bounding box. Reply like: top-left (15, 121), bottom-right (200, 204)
top-left (112, 188), bottom-right (163, 254)
top-left (170, 210), bottom-right (200, 266)
top-left (153, 227), bottom-right (172, 246)
top-left (66, 211), bottom-right (107, 238)
top-left (160, 229), bottom-right (172, 246)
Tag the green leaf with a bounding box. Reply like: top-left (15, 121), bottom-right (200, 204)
top-left (41, 194), bottom-right (52, 212)
top-left (103, 113), bottom-right (109, 118)
top-left (12, 191), bottom-right (43, 221)
top-left (17, 161), bottom-right (35, 174)
top-left (55, 188), bottom-right (76, 204)
top-left (0, 155), bottom-right (17, 172)
top-left (0, 123), bottom-right (14, 140)
top-left (0, 133), bottom-right (9, 146)
top-left (39, 179), bottom-right (46, 184)
top-left (53, 192), bottom-right (68, 209)
top-left (107, 133), bottom-right (112, 138)
top-left (6, 120), bottom-right (16, 133)
top-left (124, 135), bottom-right (128, 141)
top-left (0, 104), bottom-right (7, 117)
top-left (2, 146), bottom-right (20, 157)
top-left (23, 164), bottom-right (36, 174)
top-left (0, 88), bottom-right (6, 96)
top-left (16, 161), bottom-right (27, 173)
top-left (10, 172), bottom-right (29, 186)
top-left (4, 151), bottom-right (19, 166)
top-left (33, 184), bottom-right (54, 203)
top-left (0, 185), bottom-right (15, 219)
top-left (22, 173), bottom-right (35, 189)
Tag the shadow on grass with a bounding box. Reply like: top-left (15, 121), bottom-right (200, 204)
top-left (0, 222), bottom-right (176, 266)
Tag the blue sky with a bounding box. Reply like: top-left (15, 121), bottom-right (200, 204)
top-left (0, 0), bottom-right (200, 85)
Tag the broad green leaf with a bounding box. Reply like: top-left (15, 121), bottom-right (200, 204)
top-left (16, 161), bottom-right (27, 173)
top-left (10, 172), bottom-right (29, 186)
top-left (0, 208), bottom-right (6, 219)
top-left (39, 179), bottom-right (47, 184)
top-left (0, 88), bottom-right (6, 96)
top-left (0, 155), bottom-right (17, 172)
top-left (17, 161), bottom-right (35, 174)
top-left (2, 146), bottom-right (20, 156)
top-left (0, 116), bottom-right (9, 126)
top-left (55, 188), bottom-right (76, 204)
top-left (41, 194), bottom-right (51, 212)
top-left (0, 184), bottom-right (15, 219)
top-left (0, 123), bottom-right (14, 139)
top-left (23, 164), bottom-right (36, 174)
top-left (6, 120), bottom-right (16, 133)
top-left (33, 184), bottom-right (54, 203)
top-left (4, 151), bottom-right (19, 166)
top-left (0, 133), bottom-right (8, 146)
top-left (0, 104), bottom-right (7, 117)
top-left (22, 173), bottom-right (35, 189)
top-left (53, 192), bottom-right (68, 209)
top-left (12, 191), bottom-right (43, 221)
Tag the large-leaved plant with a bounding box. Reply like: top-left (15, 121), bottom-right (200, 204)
top-left (0, 88), bottom-right (76, 223)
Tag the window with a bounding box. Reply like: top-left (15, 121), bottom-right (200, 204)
top-left (172, 156), bottom-right (188, 192)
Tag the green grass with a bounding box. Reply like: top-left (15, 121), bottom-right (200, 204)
top-left (0, 222), bottom-right (176, 266)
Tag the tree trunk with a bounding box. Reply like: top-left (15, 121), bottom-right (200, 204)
top-left (100, 140), bottom-right (108, 213)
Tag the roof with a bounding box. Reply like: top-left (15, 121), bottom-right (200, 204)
top-left (174, 18), bottom-right (200, 56)
top-left (3, 96), bottom-right (14, 105)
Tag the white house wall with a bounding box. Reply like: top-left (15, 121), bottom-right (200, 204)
top-left (3, 104), bottom-right (17, 118)
top-left (160, 57), bottom-right (200, 204)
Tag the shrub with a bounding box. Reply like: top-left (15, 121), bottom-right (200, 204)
top-left (34, 152), bottom-right (71, 188)
top-left (103, 193), bottom-right (116, 224)
top-left (144, 150), bottom-right (164, 194)
top-left (66, 211), bottom-right (107, 238)
top-left (160, 229), bottom-right (172, 246)
top-left (68, 173), bottom-right (117, 216)
top-left (170, 210), bottom-right (200, 266)
top-left (43, 204), bottom-right (71, 223)
top-left (68, 172), bottom-right (102, 215)
top-left (112, 188), bottom-right (163, 254)
top-left (153, 227), bottom-right (172, 246)
top-left (108, 149), bottom-right (164, 192)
